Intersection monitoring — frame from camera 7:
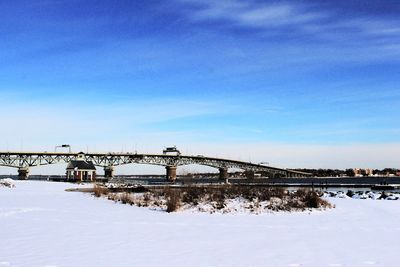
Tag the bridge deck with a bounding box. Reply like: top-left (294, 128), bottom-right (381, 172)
top-left (0, 151), bottom-right (311, 177)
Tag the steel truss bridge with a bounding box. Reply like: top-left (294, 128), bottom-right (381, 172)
top-left (0, 151), bottom-right (311, 180)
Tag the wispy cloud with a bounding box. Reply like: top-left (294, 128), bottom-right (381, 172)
top-left (181, 0), bottom-right (327, 29)
top-left (177, 0), bottom-right (400, 58)
top-left (0, 92), bottom-right (250, 152)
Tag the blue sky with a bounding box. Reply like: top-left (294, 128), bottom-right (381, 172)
top-left (0, 0), bottom-right (399, 171)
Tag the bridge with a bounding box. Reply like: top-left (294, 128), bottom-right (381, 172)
top-left (0, 151), bottom-right (311, 180)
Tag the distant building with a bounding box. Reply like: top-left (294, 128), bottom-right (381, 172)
top-left (66, 160), bottom-right (96, 182)
top-left (365, 168), bottom-right (373, 176)
top-left (353, 168), bottom-right (362, 177)
top-left (353, 168), bottom-right (374, 177)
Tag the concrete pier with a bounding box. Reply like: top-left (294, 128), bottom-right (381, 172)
top-left (245, 170), bottom-right (255, 179)
top-left (104, 166), bottom-right (114, 178)
top-left (166, 166), bottom-right (177, 181)
top-left (18, 167), bottom-right (29, 180)
top-left (219, 167), bottom-right (228, 181)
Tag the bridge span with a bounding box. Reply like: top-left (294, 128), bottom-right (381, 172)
top-left (0, 151), bottom-right (311, 180)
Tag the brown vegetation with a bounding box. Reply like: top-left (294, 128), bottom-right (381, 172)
top-left (93, 185), bottom-right (333, 213)
top-left (159, 186), bottom-right (332, 212)
top-left (165, 188), bottom-right (181, 213)
top-left (120, 192), bottom-right (133, 204)
top-left (93, 184), bottom-right (109, 197)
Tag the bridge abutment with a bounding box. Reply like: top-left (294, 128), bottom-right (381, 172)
top-left (166, 166), bottom-right (177, 181)
top-left (104, 166), bottom-right (114, 178)
top-left (18, 167), bottom-right (29, 180)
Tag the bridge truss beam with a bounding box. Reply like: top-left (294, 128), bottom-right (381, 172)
top-left (0, 152), bottom-right (311, 178)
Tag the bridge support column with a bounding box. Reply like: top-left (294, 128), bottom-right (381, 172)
top-left (104, 166), bottom-right (114, 178)
top-left (245, 170), bottom-right (255, 179)
top-left (219, 168), bottom-right (228, 181)
top-left (166, 166), bottom-right (177, 181)
top-left (18, 167), bottom-right (29, 180)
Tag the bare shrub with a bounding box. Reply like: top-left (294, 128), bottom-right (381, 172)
top-left (182, 187), bottom-right (206, 205)
top-left (285, 198), bottom-right (305, 211)
top-left (212, 192), bottom-right (225, 210)
top-left (217, 186), bottom-right (287, 202)
top-left (120, 193), bottom-right (133, 205)
top-left (143, 192), bottom-right (151, 202)
top-left (141, 193), bottom-right (152, 207)
top-left (258, 187), bottom-right (286, 201)
top-left (302, 190), bottom-right (332, 209)
top-left (292, 188), bottom-right (308, 199)
top-left (165, 188), bottom-right (181, 213)
top-left (267, 197), bottom-right (285, 211)
top-left (107, 193), bottom-right (119, 202)
top-left (93, 184), bottom-right (108, 197)
top-left (102, 185), bottom-right (332, 213)
top-left (210, 189), bottom-right (225, 202)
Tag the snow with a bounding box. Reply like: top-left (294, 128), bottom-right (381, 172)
top-left (1, 181), bottom-right (400, 267)
top-left (106, 191), bottom-right (331, 214)
top-left (0, 178), bottom-right (15, 188)
top-left (324, 190), bottom-right (400, 201)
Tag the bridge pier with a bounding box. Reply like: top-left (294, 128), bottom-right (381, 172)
top-left (287, 171), bottom-right (296, 178)
top-left (245, 170), bottom-right (255, 179)
top-left (104, 166), bottom-right (114, 178)
top-left (219, 167), bottom-right (228, 182)
top-left (18, 167), bottom-right (29, 180)
top-left (166, 166), bottom-right (177, 181)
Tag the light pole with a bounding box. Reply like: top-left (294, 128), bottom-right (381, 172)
top-left (55, 144), bottom-right (71, 153)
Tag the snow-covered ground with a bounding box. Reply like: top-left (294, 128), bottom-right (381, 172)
top-left (1, 181), bottom-right (400, 267)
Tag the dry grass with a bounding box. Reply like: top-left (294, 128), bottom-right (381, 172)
top-left (94, 185), bottom-right (332, 213)
top-left (175, 186), bottom-right (332, 211)
top-left (293, 189), bottom-right (333, 209)
top-left (93, 184), bottom-right (109, 197)
top-left (165, 188), bottom-right (181, 213)
top-left (178, 185), bottom-right (287, 204)
top-left (106, 192), bottom-right (135, 205)
top-left (120, 192), bottom-right (133, 204)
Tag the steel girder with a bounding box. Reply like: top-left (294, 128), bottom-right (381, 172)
top-left (0, 152), bottom-right (309, 177)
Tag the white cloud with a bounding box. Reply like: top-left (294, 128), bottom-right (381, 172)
top-left (183, 0), bottom-right (326, 28)
top-left (338, 18), bottom-right (400, 37)
top-left (177, 0), bottom-right (400, 58)
top-left (0, 94), bottom-right (248, 153)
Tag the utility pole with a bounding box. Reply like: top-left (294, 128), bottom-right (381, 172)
top-left (55, 144), bottom-right (71, 153)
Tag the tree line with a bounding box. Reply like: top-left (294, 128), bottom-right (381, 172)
top-left (291, 168), bottom-right (399, 177)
